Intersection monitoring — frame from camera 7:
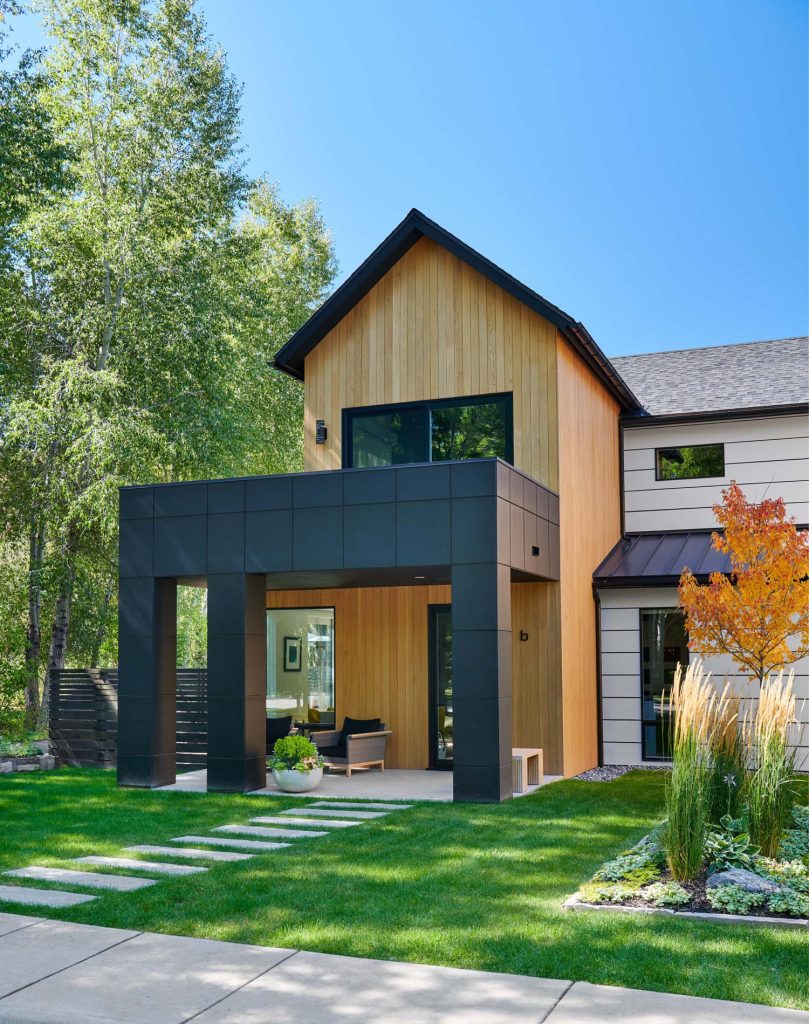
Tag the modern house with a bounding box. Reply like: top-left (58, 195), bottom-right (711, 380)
top-left (117, 209), bottom-right (809, 800)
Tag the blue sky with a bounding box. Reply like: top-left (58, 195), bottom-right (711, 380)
top-left (9, 0), bottom-right (808, 356)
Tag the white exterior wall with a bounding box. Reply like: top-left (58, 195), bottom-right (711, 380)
top-left (622, 412), bottom-right (809, 533)
top-left (599, 587), bottom-right (809, 770)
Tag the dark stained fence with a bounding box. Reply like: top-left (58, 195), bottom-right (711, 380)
top-left (49, 669), bottom-right (207, 772)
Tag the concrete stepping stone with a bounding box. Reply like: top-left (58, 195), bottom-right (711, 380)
top-left (0, 885), bottom-right (96, 908)
top-left (215, 824), bottom-right (327, 840)
top-left (75, 856), bottom-right (207, 876)
top-left (279, 807), bottom-right (387, 819)
top-left (250, 815), bottom-right (361, 829)
top-left (171, 835), bottom-right (290, 852)
top-left (127, 845), bottom-right (254, 862)
top-left (310, 801), bottom-right (413, 811)
top-left (0, 911), bottom-right (43, 936)
top-left (5, 866), bottom-right (156, 892)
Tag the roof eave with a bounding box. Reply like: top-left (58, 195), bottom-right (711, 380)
top-left (272, 208), bottom-right (643, 413)
top-left (620, 401), bottom-right (809, 427)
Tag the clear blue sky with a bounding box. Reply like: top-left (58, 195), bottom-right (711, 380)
top-left (10, 0), bottom-right (809, 356)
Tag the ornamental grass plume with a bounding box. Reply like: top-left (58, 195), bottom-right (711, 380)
top-left (705, 683), bottom-right (746, 821)
top-left (745, 671), bottom-right (800, 857)
top-left (665, 660), bottom-right (714, 880)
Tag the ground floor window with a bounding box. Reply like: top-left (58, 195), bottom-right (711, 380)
top-left (640, 608), bottom-right (689, 760)
top-left (267, 607), bottom-right (335, 727)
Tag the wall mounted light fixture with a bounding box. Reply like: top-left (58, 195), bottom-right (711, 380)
top-left (315, 419), bottom-right (327, 444)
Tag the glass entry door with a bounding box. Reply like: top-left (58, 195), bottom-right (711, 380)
top-left (429, 605), bottom-right (453, 769)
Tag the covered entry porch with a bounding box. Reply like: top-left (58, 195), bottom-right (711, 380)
top-left (117, 458), bottom-right (559, 802)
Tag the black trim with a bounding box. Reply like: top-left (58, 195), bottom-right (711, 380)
top-left (428, 603), bottom-right (453, 771)
top-left (621, 402), bottom-right (809, 428)
top-left (654, 443), bottom-right (725, 482)
top-left (342, 392), bottom-right (515, 469)
top-left (639, 607), bottom-right (684, 762)
top-left (594, 586), bottom-right (604, 768)
top-left (619, 423), bottom-right (626, 538)
top-left (272, 208), bottom-right (643, 413)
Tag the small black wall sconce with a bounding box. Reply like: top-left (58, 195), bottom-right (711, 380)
top-left (315, 419), bottom-right (327, 444)
top-left (531, 545), bottom-right (540, 557)
top-left (520, 630), bottom-right (529, 642)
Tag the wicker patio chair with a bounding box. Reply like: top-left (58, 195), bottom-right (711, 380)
top-left (312, 717), bottom-right (392, 777)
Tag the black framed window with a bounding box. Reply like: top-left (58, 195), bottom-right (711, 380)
top-left (640, 608), bottom-right (689, 760)
top-left (344, 393), bottom-right (513, 469)
top-left (655, 444), bottom-right (724, 480)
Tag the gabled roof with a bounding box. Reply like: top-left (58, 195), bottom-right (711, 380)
top-left (593, 531), bottom-right (731, 587)
top-left (272, 208), bottom-right (643, 413)
top-left (614, 336), bottom-right (809, 419)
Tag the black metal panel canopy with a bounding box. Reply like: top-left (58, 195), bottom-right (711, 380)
top-left (593, 531), bottom-right (731, 588)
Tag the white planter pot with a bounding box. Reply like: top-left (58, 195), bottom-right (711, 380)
top-left (272, 766), bottom-right (323, 793)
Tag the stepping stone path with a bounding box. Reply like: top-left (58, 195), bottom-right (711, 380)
top-left (215, 824), bottom-right (328, 840)
top-left (171, 835), bottom-right (290, 852)
top-left (250, 815), bottom-right (361, 829)
top-left (5, 867), bottom-right (155, 892)
top-left (0, 800), bottom-right (413, 912)
top-left (310, 802), bottom-right (413, 811)
top-left (0, 885), bottom-right (96, 908)
top-left (278, 807), bottom-right (388, 819)
top-left (74, 856), bottom-right (207, 876)
top-left (126, 845), bottom-right (253, 862)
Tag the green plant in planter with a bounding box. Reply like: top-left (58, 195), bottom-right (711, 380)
top-left (704, 814), bottom-right (759, 874)
top-left (269, 735), bottom-right (324, 773)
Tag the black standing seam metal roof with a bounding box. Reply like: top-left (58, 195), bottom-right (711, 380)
top-left (272, 208), bottom-right (644, 414)
top-left (593, 531), bottom-right (732, 586)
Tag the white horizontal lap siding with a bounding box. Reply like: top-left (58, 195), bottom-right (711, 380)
top-left (622, 413), bottom-right (809, 533)
top-left (598, 587), bottom-right (809, 769)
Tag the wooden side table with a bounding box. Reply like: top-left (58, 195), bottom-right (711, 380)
top-left (512, 748), bottom-right (544, 793)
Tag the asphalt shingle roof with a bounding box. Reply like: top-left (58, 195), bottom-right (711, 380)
top-left (611, 336), bottom-right (809, 416)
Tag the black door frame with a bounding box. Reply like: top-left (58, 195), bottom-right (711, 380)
top-left (428, 603), bottom-right (452, 770)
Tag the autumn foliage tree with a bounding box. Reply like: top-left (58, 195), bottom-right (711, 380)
top-left (679, 483), bottom-right (809, 682)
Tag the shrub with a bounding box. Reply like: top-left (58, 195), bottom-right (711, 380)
top-left (593, 850), bottom-right (661, 883)
top-left (765, 890), bottom-right (809, 918)
top-left (706, 884), bottom-right (765, 915)
top-left (790, 805), bottom-right (809, 831)
top-left (758, 859), bottom-right (809, 893)
top-left (0, 738), bottom-right (39, 757)
top-left (744, 672), bottom-right (800, 858)
top-left (578, 882), bottom-right (636, 904)
top-left (665, 662), bottom-right (713, 880)
top-left (778, 830), bottom-right (809, 862)
top-left (269, 735), bottom-right (323, 773)
top-left (641, 882), bottom-right (691, 908)
top-left (704, 815), bottom-right (759, 874)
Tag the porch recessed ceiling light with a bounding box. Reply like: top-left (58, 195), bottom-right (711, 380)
top-left (414, 575), bottom-right (426, 580)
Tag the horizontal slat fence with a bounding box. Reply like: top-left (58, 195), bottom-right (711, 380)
top-left (49, 669), bottom-right (207, 772)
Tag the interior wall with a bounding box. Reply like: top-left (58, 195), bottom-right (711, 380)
top-left (556, 334), bottom-right (622, 777)
top-left (303, 235), bottom-right (559, 489)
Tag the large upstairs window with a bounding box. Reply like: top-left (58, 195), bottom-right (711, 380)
top-left (344, 393), bottom-right (513, 469)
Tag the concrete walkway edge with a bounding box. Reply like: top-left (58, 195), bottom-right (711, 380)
top-left (0, 914), bottom-right (806, 1024)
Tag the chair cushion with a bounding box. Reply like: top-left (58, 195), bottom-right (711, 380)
top-left (266, 716), bottom-right (293, 753)
top-left (318, 743), bottom-right (347, 760)
top-left (340, 717), bottom-right (381, 743)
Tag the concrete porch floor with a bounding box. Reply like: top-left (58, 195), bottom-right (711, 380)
top-left (159, 768), bottom-right (562, 801)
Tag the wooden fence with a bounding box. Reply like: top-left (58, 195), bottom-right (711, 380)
top-left (49, 669), bottom-right (207, 772)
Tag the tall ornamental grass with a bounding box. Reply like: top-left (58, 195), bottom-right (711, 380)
top-left (665, 661), bottom-right (713, 880)
top-left (745, 671), bottom-right (800, 857)
top-left (705, 687), bottom-right (745, 822)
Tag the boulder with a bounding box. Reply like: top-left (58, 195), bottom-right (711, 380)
top-left (706, 868), bottom-right (780, 893)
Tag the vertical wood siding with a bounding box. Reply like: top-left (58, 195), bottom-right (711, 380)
top-left (303, 236), bottom-right (559, 489)
top-left (556, 336), bottom-right (622, 776)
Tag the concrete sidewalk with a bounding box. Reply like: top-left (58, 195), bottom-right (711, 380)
top-left (0, 913), bottom-right (805, 1024)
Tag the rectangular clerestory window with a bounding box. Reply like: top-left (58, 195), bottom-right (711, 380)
top-left (655, 443), bottom-right (725, 481)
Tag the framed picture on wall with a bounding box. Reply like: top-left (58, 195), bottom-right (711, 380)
top-left (283, 636), bottom-right (302, 672)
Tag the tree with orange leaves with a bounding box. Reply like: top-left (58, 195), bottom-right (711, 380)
top-left (679, 482), bottom-right (809, 682)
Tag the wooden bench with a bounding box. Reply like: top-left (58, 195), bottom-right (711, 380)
top-left (512, 747), bottom-right (543, 793)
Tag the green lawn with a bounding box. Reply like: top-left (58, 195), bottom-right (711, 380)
top-left (1, 768), bottom-right (807, 1010)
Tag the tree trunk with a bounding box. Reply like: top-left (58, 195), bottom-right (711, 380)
top-left (24, 519), bottom-right (45, 726)
top-left (42, 557), bottom-right (76, 727)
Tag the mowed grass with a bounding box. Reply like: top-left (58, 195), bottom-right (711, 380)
top-left (1, 769), bottom-right (807, 1010)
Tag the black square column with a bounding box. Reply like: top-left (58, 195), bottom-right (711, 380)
top-left (207, 573), bottom-right (267, 792)
top-left (451, 561), bottom-right (513, 802)
top-left (117, 577), bottom-right (177, 787)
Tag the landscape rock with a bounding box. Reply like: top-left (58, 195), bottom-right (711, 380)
top-left (38, 754), bottom-right (56, 770)
top-left (0, 762), bottom-right (11, 774)
top-left (706, 868), bottom-right (780, 894)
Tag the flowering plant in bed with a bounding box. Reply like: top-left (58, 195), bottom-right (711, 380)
top-left (269, 735), bottom-right (325, 793)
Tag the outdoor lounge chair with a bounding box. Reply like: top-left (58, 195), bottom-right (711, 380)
top-left (265, 715), bottom-right (295, 755)
top-left (311, 717), bottom-right (392, 777)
